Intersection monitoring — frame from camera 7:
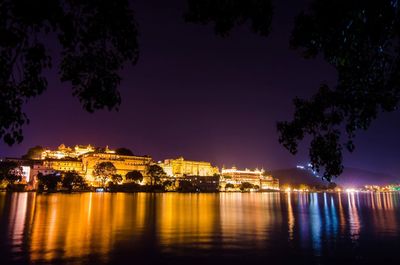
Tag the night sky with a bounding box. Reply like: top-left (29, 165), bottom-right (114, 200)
top-left (1, 0), bottom-right (400, 176)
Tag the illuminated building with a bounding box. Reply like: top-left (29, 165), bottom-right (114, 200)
top-left (15, 144), bottom-right (281, 190)
top-left (221, 167), bottom-right (279, 190)
top-left (179, 175), bottom-right (220, 192)
top-left (81, 153), bottom-right (152, 183)
top-left (31, 163), bottom-right (56, 176)
top-left (33, 144), bottom-right (152, 185)
top-left (160, 157), bottom-right (219, 177)
top-left (260, 175), bottom-right (280, 190)
top-left (41, 144), bottom-right (96, 159)
top-left (43, 159), bottom-right (85, 175)
top-left (21, 166), bottom-right (31, 182)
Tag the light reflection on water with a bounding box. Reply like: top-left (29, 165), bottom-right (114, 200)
top-left (0, 192), bottom-right (400, 264)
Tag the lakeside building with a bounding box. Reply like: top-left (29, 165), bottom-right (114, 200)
top-left (160, 157), bottom-right (219, 178)
top-left (178, 175), bottom-right (220, 192)
top-left (81, 153), bottom-right (152, 183)
top-left (41, 144), bottom-right (97, 159)
top-left (2, 144), bottom-right (280, 191)
top-left (12, 145), bottom-right (153, 186)
top-left (221, 167), bottom-right (279, 190)
top-left (43, 159), bottom-right (84, 174)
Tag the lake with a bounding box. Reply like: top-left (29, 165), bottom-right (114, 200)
top-left (0, 192), bottom-right (399, 265)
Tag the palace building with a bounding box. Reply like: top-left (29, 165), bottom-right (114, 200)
top-left (8, 144), bottom-right (280, 191)
top-left (41, 144), bottom-right (96, 159)
top-left (160, 157), bottom-right (219, 177)
top-left (221, 167), bottom-right (279, 190)
top-left (43, 159), bottom-right (85, 175)
top-left (32, 144), bottom-right (153, 184)
top-left (81, 153), bottom-right (152, 182)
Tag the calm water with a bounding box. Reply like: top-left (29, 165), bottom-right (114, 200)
top-left (1, 192), bottom-right (400, 265)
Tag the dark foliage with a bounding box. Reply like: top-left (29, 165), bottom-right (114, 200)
top-left (187, 0), bottom-right (400, 181)
top-left (111, 174), bottom-right (123, 184)
top-left (37, 172), bottom-right (62, 191)
top-left (61, 171), bottom-right (86, 191)
top-left (184, 0), bottom-right (273, 37)
top-left (22, 145), bottom-right (44, 159)
top-left (93, 161), bottom-right (117, 187)
top-left (225, 183), bottom-right (235, 189)
top-left (278, 1), bottom-right (400, 180)
top-left (239, 182), bottom-right (254, 191)
top-left (0, 0), bottom-right (139, 145)
top-left (0, 160), bottom-right (23, 183)
top-left (146, 164), bottom-right (166, 186)
top-left (177, 180), bottom-right (195, 192)
top-left (115, 147), bottom-right (134, 156)
top-left (3, 0), bottom-right (399, 182)
top-left (125, 170), bottom-right (143, 183)
top-left (108, 182), bottom-right (142, 192)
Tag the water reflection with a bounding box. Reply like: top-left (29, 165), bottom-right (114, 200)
top-left (287, 192), bottom-right (294, 241)
top-left (309, 193), bottom-right (322, 255)
top-left (0, 192), bottom-right (400, 264)
top-left (347, 192), bottom-right (361, 241)
top-left (157, 194), bottom-right (219, 251)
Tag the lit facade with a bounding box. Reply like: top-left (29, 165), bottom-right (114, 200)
top-left (41, 144), bottom-right (96, 159)
top-left (81, 153), bottom-right (152, 182)
top-left (260, 175), bottom-right (280, 190)
top-left (43, 159), bottom-right (85, 175)
top-left (179, 175), bottom-right (220, 192)
top-left (160, 157), bottom-right (219, 177)
top-left (34, 144), bottom-right (152, 185)
top-left (221, 167), bottom-right (279, 190)
top-left (14, 144), bottom-right (281, 190)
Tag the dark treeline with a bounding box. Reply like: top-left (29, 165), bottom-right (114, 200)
top-left (2, 0), bottom-right (399, 180)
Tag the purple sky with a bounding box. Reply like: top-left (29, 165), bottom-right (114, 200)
top-left (1, 0), bottom-right (400, 176)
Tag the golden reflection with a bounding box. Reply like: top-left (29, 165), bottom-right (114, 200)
top-left (370, 192), bottom-right (398, 235)
top-left (370, 192), bottom-right (375, 210)
top-left (382, 192), bottom-right (388, 209)
top-left (337, 193), bottom-right (346, 234)
top-left (287, 192), bottom-right (294, 241)
top-left (377, 192), bottom-right (383, 209)
top-left (29, 193), bottom-right (148, 263)
top-left (2, 192), bottom-right (400, 264)
top-left (221, 192), bottom-right (281, 249)
top-left (385, 193), bottom-right (393, 210)
top-left (9, 193), bottom-right (28, 252)
top-left (156, 193), bottom-right (218, 250)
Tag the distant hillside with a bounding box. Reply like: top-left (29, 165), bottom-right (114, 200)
top-left (271, 168), bottom-right (325, 187)
top-left (271, 167), bottom-right (400, 188)
top-left (336, 167), bottom-right (399, 187)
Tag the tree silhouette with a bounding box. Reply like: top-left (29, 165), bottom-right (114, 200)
top-left (111, 174), bottom-right (123, 184)
top-left (125, 170), bottom-right (143, 183)
top-left (146, 164), bottom-right (166, 186)
top-left (184, 0), bottom-right (273, 37)
top-left (115, 147), bottom-right (134, 156)
top-left (225, 183), bottom-right (235, 190)
top-left (93, 161), bottom-right (117, 187)
top-left (0, 161), bottom-right (23, 183)
top-left (239, 182), bottom-right (254, 191)
top-left (22, 145), bottom-right (44, 160)
top-left (186, 0), bottom-right (400, 180)
top-left (62, 171), bottom-right (86, 191)
top-left (3, 0), bottom-right (400, 181)
top-left (0, 0), bottom-right (138, 145)
top-left (278, 1), bottom-right (400, 180)
top-left (37, 172), bottom-right (62, 192)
